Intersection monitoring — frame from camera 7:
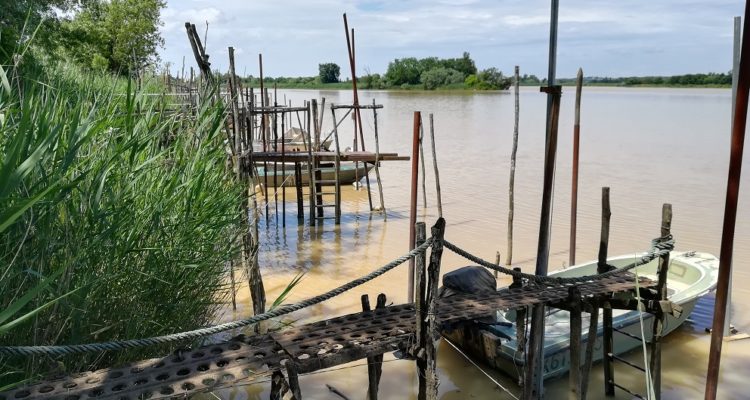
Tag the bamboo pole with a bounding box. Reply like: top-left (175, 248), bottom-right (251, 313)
top-left (506, 65), bottom-right (520, 268)
top-left (429, 114), bottom-right (442, 218)
top-left (408, 112), bottom-right (421, 303)
top-left (569, 68), bottom-right (583, 267)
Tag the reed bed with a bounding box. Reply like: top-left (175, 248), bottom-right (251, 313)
top-left (0, 60), bottom-right (243, 387)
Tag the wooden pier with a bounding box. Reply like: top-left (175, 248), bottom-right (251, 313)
top-left (3, 251), bottom-right (671, 400)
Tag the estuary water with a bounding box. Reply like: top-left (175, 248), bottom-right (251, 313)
top-left (213, 86), bottom-right (750, 399)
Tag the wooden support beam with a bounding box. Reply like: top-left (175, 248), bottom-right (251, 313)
top-left (362, 293), bottom-right (387, 400)
top-left (569, 67), bottom-right (583, 267)
top-left (568, 286), bottom-right (582, 400)
top-left (408, 112), bottom-right (421, 302)
top-left (580, 299), bottom-right (599, 400)
top-left (650, 204), bottom-right (672, 399)
top-left (286, 362), bottom-right (302, 399)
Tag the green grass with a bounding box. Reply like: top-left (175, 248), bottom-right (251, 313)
top-left (0, 57), bottom-right (243, 386)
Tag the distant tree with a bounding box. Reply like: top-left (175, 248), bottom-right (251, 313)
top-left (421, 67), bottom-right (464, 90)
top-left (318, 63), bottom-right (341, 83)
top-left (478, 68), bottom-right (511, 89)
top-left (441, 52), bottom-right (477, 77)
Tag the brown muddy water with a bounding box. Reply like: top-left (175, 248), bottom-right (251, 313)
top-left (207, 87), bottom-right (750, 399)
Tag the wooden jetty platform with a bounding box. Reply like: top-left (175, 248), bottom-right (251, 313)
top-left (2, 271), bottom-right (661, 400)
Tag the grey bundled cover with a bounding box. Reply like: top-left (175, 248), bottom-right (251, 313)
top-left (439, 266), bottom-right (497, 297)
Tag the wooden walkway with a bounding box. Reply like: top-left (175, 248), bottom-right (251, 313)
top-left (3, 273), bottom-right (654, 400)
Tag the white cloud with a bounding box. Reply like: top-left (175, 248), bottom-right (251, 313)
top-left (158, 0), bottom-right (741, 78)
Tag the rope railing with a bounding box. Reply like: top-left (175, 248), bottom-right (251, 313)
top-left (0, 238), bottom-right (434, 357)
top-left (0, 231), bottom-right (674, 357)
top-left (443, 234), bottom-right (674, 286)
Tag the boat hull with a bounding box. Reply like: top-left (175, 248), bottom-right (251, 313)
top-left (254, 163), bottom-right (372, 187)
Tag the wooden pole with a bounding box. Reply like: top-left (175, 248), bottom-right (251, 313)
top-left (312, 100), bottom-right (324, 217)
top-left (342, 16), bottom-right (374, 209)
top-left (650, 203), bottom-right (672, 399)
top-left (424, 218), bottom-right (445, 399)
top-left (568, 286), bottom-right (582, 400)
top-left (429, 114), bottom-right (442, 218)
top-left (415, 222), bottom-right (428, 400)
top-left (419, 117), bottom-right (427, 209)
top-left (525, 1), bottom-right (560, 394)
top-left (286, 362), bottom-right (302, 399)
top-left (580, 300), bottom-right (598, 400)
top-left (724, 15), bottom-right (742, 337)
top-left (598, 187), bottom-right (614, 397)
top-left (506, 65), bottom-right (520, 267)
top-left (569, 67), bottom-right (583, 267)
top-left (524, 84), bottom-right (562, 399)
top-left (373, 99), bottom-right (386, 216)
top-left (408, 112), bottom-right (422, 302)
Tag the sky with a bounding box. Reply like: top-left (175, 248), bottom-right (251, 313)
top-left (159, 0), bottom-right (742, 79)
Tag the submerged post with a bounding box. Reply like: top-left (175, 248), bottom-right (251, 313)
top-left (706, 3), bottom-right (750, 398)
top-left (569, 68), bottom-right (583, 266)
top-left (408, 112), bottom-right (422, 302)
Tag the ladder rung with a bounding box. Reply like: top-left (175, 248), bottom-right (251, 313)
top-left (315, 216), bottom-right (337, 219)
top-left (317, 192), bottom-right (337, 195)
top-left (315, 204), bottom-right (337, 208)
top-left (608, 353), bottom-right (646, 372)
top-left (610, 381), bottom-right (645, 399)
top-left (317, 180), bottom-right (338, 184)
top-left (613, 327), bottom-right (644, 342)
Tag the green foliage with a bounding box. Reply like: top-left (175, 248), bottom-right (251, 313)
top-left (318, 63), bottom-right (341, 83)
top-left (421, 67), bottom-right (464, 90)
top-left (0, 60), bottom-right (242, 385)
top-left (60, 0), bottom-right (165, 74)
top-left (385, 57), bottom-right (421, 86)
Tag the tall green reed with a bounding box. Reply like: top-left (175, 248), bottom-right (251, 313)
top-left (0, 59), bottom-right (242, 384)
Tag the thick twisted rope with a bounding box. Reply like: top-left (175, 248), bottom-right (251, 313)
top-left (0, 238), bottom-right (433, 357)
top-left (444, 234), bottom-right (674, 285)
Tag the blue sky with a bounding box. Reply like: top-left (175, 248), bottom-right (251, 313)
top-left (159, 0), bottom-right (742, 79)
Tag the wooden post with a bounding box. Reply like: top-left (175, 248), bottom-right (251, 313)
top-left (649, 204), bottom-right (672, 399)
top-left (511, 267), bottom-right (527, 354)
top-left (362, 293), bottom-right (387, 400)
top-left (428, 114), bottom-right (442, 218)
top-left (597, 187), bottom-right (614, 397)
top-left (286, 362), bottom-right (302, 399)
top-left (414, 222), bottom-right (428, 399)
top-left (271, 370), bottom-right (288, 400)
top-left (568, 286), bottom-right (582, 400)
top-left (506, 65), bottom-right (520, 268)
top-left (295, 162), bottom-right (304, 220)
top-left (569, 67), bottom-right (583, 267)
top-left (374, 99), bottom-right (386, 215)
top-left (524, 84), bottom-right (562, 399)
top-left (580, 300), bottom-right (598, 400)
top-left (425, 218), bottom-right (445, 399)
top-left (281, 107), bottom-right (287, 226)
top-left (408, 112), bottom-right (421, 302)
top-left (419, 117), bottom-right (427, 209)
